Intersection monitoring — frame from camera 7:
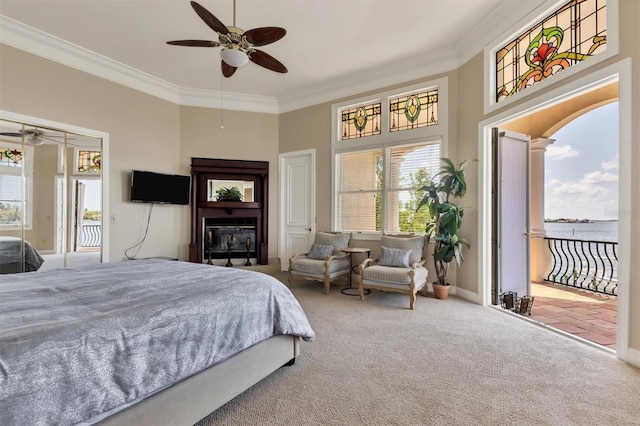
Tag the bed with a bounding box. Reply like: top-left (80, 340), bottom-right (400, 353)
top-left (0, 259), bottom-right (315, 425)
top-left (0, 236), bottom-right (45, 274)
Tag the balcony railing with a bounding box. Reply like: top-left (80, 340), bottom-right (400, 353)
top-left (81, 224), bottom-right (101, 248)
top-left (545, 237), bottom-right (617, 296)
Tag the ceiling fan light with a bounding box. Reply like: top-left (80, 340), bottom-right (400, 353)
top-left (220, 48), bottom-right (249, 68)
top-left (28, 136), bottom-right (45, 146)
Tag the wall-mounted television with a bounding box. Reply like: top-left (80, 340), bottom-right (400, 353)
top-left (130, 170), bottom-right (191, 205)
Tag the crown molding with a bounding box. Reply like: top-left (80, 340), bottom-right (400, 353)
top-left (1, 2), bottom-right (548, 115)
top-left (179, 87), bottom-right (279, 114)
top-left (0, 15), bottom-right (182, 104)
top-left (454, 0), bottom-right (555, 67)
top-left (0, 15), bottom-right (279, 114)
top-left (277, 51), bottom-right (459, 113)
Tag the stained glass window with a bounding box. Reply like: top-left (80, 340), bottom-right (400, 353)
top-left (341, 102), bottom-right (382, 140)
top-left (77, 150), bottom-right (101, 173)
top-left (0, 147), bottom-right (22, 167)
top-left (389, 90), bottom-right (438, 132)
top-left (0, 147), bottom-right (24, 227)
top-left (496, 0), bottom-right (607, 103)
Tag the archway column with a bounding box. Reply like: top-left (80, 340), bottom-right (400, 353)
top-left (530, 137), bottom-right (554, 282)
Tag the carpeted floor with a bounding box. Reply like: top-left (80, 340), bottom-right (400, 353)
top-left (196, 272), bottom-right (640, 426)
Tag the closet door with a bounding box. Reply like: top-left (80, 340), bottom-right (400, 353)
top-left (0, 118), bottom-right (103, 273)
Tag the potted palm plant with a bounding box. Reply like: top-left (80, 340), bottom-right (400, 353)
top-left (416, 158), bottom-right (475, 299)
top-left (215, 186), bottom-right (243, 202)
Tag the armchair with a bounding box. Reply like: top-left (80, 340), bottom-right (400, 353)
top-left (288, 232), bottom-right (352, 294)
top-left (358, 234), bottom-right (428, 310)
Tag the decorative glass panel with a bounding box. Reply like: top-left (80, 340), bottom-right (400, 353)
top-left (77, 150), bottom-right (101, 173)
top-left (389, 90), bottom-right (438, 132)
top-left (496, 0), bottom-right (607, 103)
top-left (0, 147), bottom-right (22, 167)
top-left (341, 102), bottom-right (381, 140)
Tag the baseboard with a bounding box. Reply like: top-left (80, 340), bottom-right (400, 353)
top-left (625, 347), bottom-right (640, 368)
top-left (422, 283), bottom-right (481, 304)
top-left (451, 286), bottom-right (481, 304)
top-left (236, 258), bottom-right (281, 274)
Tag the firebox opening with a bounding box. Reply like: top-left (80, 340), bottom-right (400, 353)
top-left (204, 217), bottom-right (257, 260)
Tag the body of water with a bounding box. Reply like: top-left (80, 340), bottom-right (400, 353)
top-left (544, 220), bottom-right (618, 242)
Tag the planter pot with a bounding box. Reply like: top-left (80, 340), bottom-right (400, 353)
top-left (432, 283), bottom-right (451, 300)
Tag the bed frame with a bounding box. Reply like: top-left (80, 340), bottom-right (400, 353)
top-left (98, 335), bottom-right (300, 426)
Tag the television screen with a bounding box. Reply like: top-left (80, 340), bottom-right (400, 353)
top-left (130, 170), bottom-right (191, 205)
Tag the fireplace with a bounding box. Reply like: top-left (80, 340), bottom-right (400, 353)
top-left (189, 158), bottom-right (269, 265)
top-left (204, 217), bottom-right (257, 260)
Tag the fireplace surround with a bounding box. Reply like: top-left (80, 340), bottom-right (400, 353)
top-left (189, 158), bottom-right (269, 265)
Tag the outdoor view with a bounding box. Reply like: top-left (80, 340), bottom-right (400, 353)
top-left (543, 101), bottom-right (618, 298)
top-left (544, 102), bottom-right (618, 243)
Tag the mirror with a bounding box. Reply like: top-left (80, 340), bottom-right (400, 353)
top-left (207, 179), bottom-right (254, 202)
top-left (0, 118), bottom-right (103, 273)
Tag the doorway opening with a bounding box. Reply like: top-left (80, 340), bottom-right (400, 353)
top-left (478, 59), bottom-right (631, 359)
top-left (73, 178), bottom-right (102, 253)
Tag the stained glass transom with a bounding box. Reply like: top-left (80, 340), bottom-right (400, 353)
top-left (0, 147), bottom-right (22, 167)
top-left (77, 151), bottom-right (101, 173)
top-left (341, 102), bottom-right (382, 140)
top-left (496, 0), bottom-right (607, 103)
top-left (389, 90), bottom-right (438, 132)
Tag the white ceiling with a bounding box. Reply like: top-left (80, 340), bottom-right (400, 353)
top-left (0, 0), bottom-right (550, 112)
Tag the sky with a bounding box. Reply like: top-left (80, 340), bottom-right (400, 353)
top-left (83, 179), bottom-right (101, 211)
top-left (545, 102), bottom-right (618, 221)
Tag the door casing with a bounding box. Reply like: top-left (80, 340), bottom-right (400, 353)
top-left (279, 149), bottom-right (316, 271)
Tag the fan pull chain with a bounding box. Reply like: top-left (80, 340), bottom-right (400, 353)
top-left (220, 73), bottom-right (224, 130)
top-left (233, 0), bottom-right (236, 27)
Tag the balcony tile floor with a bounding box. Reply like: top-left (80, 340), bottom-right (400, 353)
top-left (528, 282), bottom-right (617, 350)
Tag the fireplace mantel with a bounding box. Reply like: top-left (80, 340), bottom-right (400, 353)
top-left (189, 158), bottom-right (269, 265)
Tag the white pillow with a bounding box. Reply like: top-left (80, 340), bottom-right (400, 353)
top-left (308, 243), bottom-right (335, 260)
top-left (379, 246), bottom-right (412, 267)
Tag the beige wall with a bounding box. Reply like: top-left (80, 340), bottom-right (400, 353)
top-left (179, 106), bottom-right (280, 260)
top-left (0, 45), bottom-right (181, 261)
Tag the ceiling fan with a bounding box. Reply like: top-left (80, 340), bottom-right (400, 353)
top-left (167, 0), bottom-right (287, 78)
top-left (0, 129), bottom-right (74, 146)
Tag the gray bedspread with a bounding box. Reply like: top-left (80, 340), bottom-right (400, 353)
top-left (0, 236), bottom-right (44, 273)
top-left (0, 260), bottom-right (314, 425)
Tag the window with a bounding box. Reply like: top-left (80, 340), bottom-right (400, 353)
top-left (341, 102), bottom-right (382, 140)
top-left (332, 78), bottom-right (447, 236)
top-left (335, 141), bottom-right (440, 234)
top-left (76, 150), bottom-right (101, 173)
top-left (496, 0), bottom-right (607, 103)
top-left (486, 0), bottom-right (618, 113)
top-left (0, 145), bottom-right (33, 228)
top-left (389, 89), bottom-right (438, 132)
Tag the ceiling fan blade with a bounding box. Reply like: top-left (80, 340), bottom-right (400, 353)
top-left (0, 130), bottom-right (36, 137)
top-left (167, 40), bottom-right (220, 47)
top-left (221, 61), bottom-right (237, 78)
top-left (244, 27), bottom-right (286, 46)
top-left (249, 50), bottom-right (288, 73)
top-left (190, 1), bottom-right (229, 35)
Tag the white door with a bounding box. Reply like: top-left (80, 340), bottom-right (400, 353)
top-left (279, 150), bottom-right (315, 271)
top-left (492, 128), bottom-right (530, 304)
top-left (74, 180), bottom-right (86, 251)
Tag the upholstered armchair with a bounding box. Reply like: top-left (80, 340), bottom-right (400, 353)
top-left (288, 232), bottom-right (352, 294)
top-left (358, 234), bottom-right (428, 310)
